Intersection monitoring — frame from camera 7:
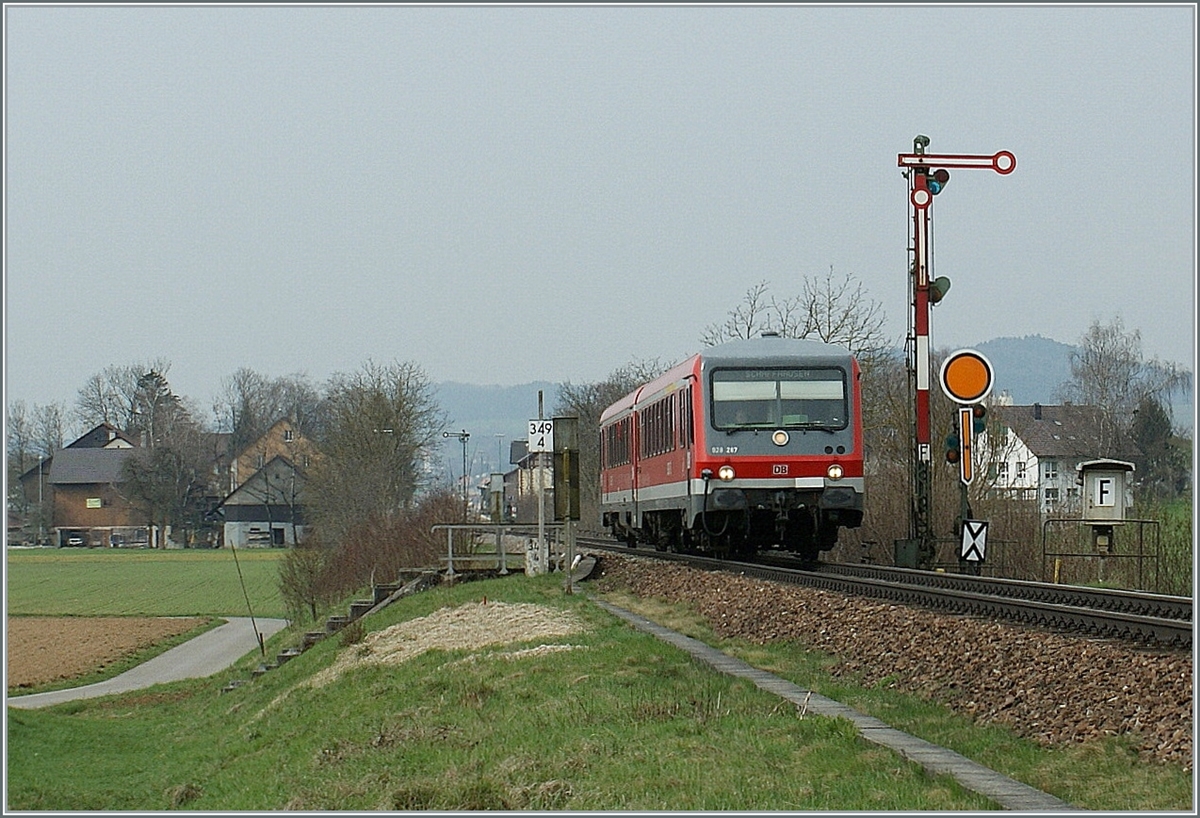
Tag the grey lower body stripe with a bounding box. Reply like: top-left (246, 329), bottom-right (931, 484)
top-left (593, 598), bottom-right (1081, 812)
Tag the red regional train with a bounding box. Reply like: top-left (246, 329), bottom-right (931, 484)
top-left (599, 332), bottom-right (864, 561)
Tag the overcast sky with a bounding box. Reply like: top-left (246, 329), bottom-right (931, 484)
top-left (4, 3), bottom-right (1195, 421)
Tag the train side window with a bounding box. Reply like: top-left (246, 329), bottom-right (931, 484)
top-left (666, 394), bottom-right (675, 452)
top-left (602, 417), bottom-right (634, 468)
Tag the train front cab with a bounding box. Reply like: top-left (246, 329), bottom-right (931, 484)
top-left (689, 336), bottom-right (865, 560)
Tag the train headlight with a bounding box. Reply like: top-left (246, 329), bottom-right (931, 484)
top-left (718, 465), bottom-right (736, 482)
top-left (772, 430), bottom-right (789, 446)
top-left (826, 464), bottom-right (844, 481)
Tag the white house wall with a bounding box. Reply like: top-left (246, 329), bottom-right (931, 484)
top-left (224, 520), bottom-right (304, 548)
top-left (976, 429), bottom-right (1082, 514)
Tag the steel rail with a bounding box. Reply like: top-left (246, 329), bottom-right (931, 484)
top-left (799, 561), bottom-right (1192, 623)
top-left (579, 537), bottom-right (1193, 649)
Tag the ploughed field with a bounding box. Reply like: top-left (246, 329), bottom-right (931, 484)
top-left (594, 553), bottom-right (1193, 770)
top-left (6, 616), bottom-right (208, 691)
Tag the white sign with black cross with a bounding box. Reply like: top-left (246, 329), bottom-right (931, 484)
top-left (961, 519), bottom-right (988, 562)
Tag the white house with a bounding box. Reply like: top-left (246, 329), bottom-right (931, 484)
top-left (215, 454), bottom-right (307, 547)
top-left (977, 401), bottom-right (1143, 516)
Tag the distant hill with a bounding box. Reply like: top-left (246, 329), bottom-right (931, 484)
top-left (973, 335), bottom-right (1192, 430)
top-left (974, 335), bottom-right (1077, 404)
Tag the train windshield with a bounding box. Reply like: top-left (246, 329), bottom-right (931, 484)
top-left (710, 367), bottom-right (847, 431)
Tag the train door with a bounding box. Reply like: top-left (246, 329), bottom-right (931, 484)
top-left (631, 405), bottom-right (641, 529)
top-left (680, 379), bottom-right (695, 497)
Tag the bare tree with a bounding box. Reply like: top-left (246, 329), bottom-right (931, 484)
top-left (278, 539), bottom-right (334, 622)
top-left (1058, 316), bottom-right (1191, 456)
top-left (701, 280), bottom-right (775, 345)
top-left (74, 358), bottom-right (172, 434)
top-left (7, 400), bottom-right (68, 542)
top-left (32, 402), bottom-right (67, 455)
top-left (214, 369), bottom-right (322, 456)
top-left (305, 359), bottom-right (447, 545)
top-left (7, 400), bottom-right (35, 515)
top-left (213, 368), bottom-right (271, 454)
top-left (701, 269), bottom-right (891, 371)
top-left (798, 266), bottom-right (892, 370)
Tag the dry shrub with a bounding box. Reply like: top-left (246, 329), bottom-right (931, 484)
top-left (281, 490), bottom-right (460, 622)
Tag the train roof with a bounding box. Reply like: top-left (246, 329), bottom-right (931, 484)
top-left (700, 333), bottom-right (853, 363)
top-left (598, 354), bottom-right (701, 422)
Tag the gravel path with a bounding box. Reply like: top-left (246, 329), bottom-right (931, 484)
top-left (593, 553), bottom-right (1193, 770)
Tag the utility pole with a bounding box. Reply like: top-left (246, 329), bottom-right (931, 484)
top-left (553, 415), bottom-right (580, 594)
top-left (527, 391), bottom-right (552, 576)
top-left (443, 429), bottom-right (470, 522)
top-left (898, 136), bottom-right (1014, 569)
top-left (38, 454), bottom-right (44, 545)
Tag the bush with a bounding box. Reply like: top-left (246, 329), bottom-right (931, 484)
top-left (278, 539), bottom-right (337, 622)
top-left (280, 490), bottom-right (460, 622)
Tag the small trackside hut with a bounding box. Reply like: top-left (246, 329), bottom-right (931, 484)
top-left (599, 333), bottom-right (864, 561)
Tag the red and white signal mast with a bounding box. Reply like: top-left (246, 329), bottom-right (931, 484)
top-left (898, 135), bottom-right (1015, 569)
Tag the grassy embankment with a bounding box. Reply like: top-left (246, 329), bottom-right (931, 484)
top-left (5, 549), bottom-right (1192, 810)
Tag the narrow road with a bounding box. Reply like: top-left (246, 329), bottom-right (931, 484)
top-left (7, 616), bottom-right (290, 710)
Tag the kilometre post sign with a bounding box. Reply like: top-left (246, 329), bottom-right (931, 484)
top-left (528, 419), bottom-right (554, 453)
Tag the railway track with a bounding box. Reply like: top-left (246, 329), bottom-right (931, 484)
top-left (578, 536), bottom-right (1193, 649)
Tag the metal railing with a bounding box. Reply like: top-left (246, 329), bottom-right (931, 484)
top-left (1041, 518), bottom-right (1162, 592)
top-left (430, 523), bottom-right (565, 579)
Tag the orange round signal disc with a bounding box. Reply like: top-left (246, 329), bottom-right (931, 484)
top-left (939, 349), bottom-right (994, 404)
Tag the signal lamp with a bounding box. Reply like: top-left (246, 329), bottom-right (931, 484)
top-left (718, 465), bottom-right (736, 482)
top-left (944, 433), bottom-right (961, 463)
top-left (928, 168), bottom-right (950, 195)
top-left (826, 464), bottom-right (844, 481)
top-left (972, 403), bottom-right (988, 434)
top-left (930, 276), bottom-right (952, 304)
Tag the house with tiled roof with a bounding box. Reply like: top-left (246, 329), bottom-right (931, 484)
top-left (15, 423), bottom-right (148, 546)
top-left (45, 445), bottom-right (151, 547)
top-left (228, 418), bottom-right (317, 494)
top-left (210, 418), bottom-right (319, 547)
top-left (978, 402), bottom-right (1144, 515)
top-left (68, 422), bottom-right (138, 449)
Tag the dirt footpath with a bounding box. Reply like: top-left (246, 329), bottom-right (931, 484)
top-left (6, 616), bottom-right (209, 691)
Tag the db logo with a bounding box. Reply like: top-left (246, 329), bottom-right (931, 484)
top-left (772, 464), bottom-right (789, 475)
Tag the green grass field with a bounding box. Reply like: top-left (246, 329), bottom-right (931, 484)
top-left (8, 574), bottom-right (1000, 811)
top-left (5, 547), bottom-right (287, 618)
top-left (4, 549), bottom-right (1192, 810)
